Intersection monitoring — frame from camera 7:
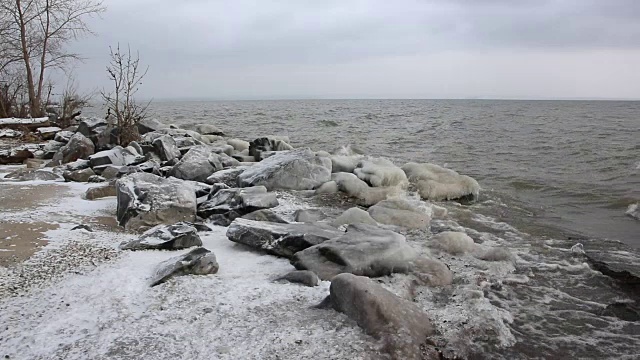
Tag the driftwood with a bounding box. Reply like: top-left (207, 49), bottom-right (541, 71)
top-left (0, 117), bottom-right (51, 131)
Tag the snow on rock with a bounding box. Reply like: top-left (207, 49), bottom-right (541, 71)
top-left (331, 207), bottom-right (378, 227)
top-left (402, 162), bottom-right (480, 201)
top-left (292, 224), bottom-right (418, 280)
top-left (197, 186), bottom-right (279, 226)
top-left (53, 132), bottom-right (95, 164)
top-left (328, 273), bottom-right (438, 359)
top-left (0, 116), bottom-right (49, 125)
top-left (226, 218), bottom-right (343, 258)
top-left (168, 145), bottom-right (224, 182)
top-left (150, 247), bottom-right (219, 286)
top-left (116, 173), bottom-right (197, 230)
top-left (120, 222), bottom-right (203, 251)
top-left (238, 148), bottom-right (332, 191)
top-left (331, 172), bottom-right (404, 206)
top-left (626, 203), bottom-right (639, 220)
top-left (0, 129), bottom-right (22, 138)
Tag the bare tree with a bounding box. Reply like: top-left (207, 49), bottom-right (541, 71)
top-left (55, 75), bottom-right (91, 127)
top-left (101, 44), bottom-right (150, 146)
top-left (0, 0), bottom-right (104, 117)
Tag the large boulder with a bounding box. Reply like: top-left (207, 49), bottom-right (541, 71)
top-left (205, 167), bottom-right (246, 187)
top-left (431, 231), bottom-right (476, 255)
top-left (54, 130), bottom-right (74, 143)
top-left (4, 168), bottom-right (62, 181)
top-left (42, 140), bottom-right (65, 159)
top-left (354, 158), bottom-right (408, 188)
top-left (328, 273), bottom-right (436, 359)
top-left (152, 135), bottom-right (181, 162)
top-left (77, 117), bottom-right (116, 150)
top-left (238, 148), bottom-right (332, 191)
top-left (248, 137), bottom-right (294, 161)
top-left (53, 132), bottom-right (95, 164)
top-left (116, 173), bottom-right (197, 230)
top-left (150, 247), bottom-right (219, 287)
top-left (138, 118), bottom-right (166, 135)
top-left (226, 218), bottom-right (344, 258)
top-left (88, 146), bottom-right (145, 171)
top-left (120, 223), bottom-right (202, 251)
top-left (168, 145), bottom-right (224, 182)
top-left (402, 162), bottom-right (480, 202)
top-left (367, 199), bottom-right (430, 229)
top-left (291, 224), bottom-right (417, 280)
top-left (197, 186), bottom-right (279, 226)
top-left (77, 117), bottom-right (107, 139)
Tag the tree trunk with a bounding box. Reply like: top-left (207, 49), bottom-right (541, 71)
top-left (35, 0), bottom-right (50, 117)
top-left (16, 0), bottom-right (40, 117)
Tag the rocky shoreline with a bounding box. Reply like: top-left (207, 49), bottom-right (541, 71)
top-left (0, 116), bottom-right (552, 359)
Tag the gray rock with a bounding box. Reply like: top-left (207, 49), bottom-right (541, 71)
top-left (205, 167), bottom-right (246, 187)
top-left (238, 148), bottom-right (332, 191)
top-left (63, 168), bottom-right (96, 182)
top-left (0, 148), bottom-right (34, 165)
top-left (226, 218), bottom-right (344, 258)
top-left (64, 159), bottom-right (91, 171)
top-left (227, 138), bottom-right (250, 152)
top-left (54, 132), bottom-right (95, 164)
top-left (331, 207), bottom-right (378, 227)
top-left (367, 199), bottom-right (430, 229)
top-left (88, 175), bottom-right (107, 183)
top-left (410, 257), bottom-right (453, 286)
top-left (241, 209), bottom-right (288, 223)
top-left (54, 130), bottom-right (75, 143)
top-left (294, 209), bottom-right (326, 223)
top-left (197, 186), bottom-right (278, 226)
top-left (328, 273), bottom-right (436, 359)
top-left (36, 126), bottom-right (61, 140)
top-left (77, 117), bottom-right (107, 138)
top-left (4, 168), bottom-right (63, 181)
top-left (42, 140), bottom-right (65, 159)
top-left (83, 184), bottom-right (116, 200)
top-left (152, 135), bottom-right (181, 162)
top-left (315, 180), bottom-right (338, 194)
top-left (291, 224), bottom-right (417, 280)
top-left (120, 222), bottom-right (202, 251)
top-left (168, 145), bottom-right (224, 182)
top-left (150, 247), bottom-right (219, 287)
top-left (116, 173), bottom-right (197, 231)
top-left (138, 118), bottom-right (166, 135)
top-left (89, 146), bottom-right (145, 170)
top-left (277, 270), bottom-right (319, 287)
top-left (100, 165), bottom-right (122, 180)
top-left (331, 172), bottom-right (403, 206)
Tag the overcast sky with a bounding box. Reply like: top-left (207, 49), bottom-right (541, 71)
top-left (68, 0), bottom-right (640, 100)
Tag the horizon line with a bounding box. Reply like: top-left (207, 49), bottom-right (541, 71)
top-left (131, 96), bottom-right (640, 102)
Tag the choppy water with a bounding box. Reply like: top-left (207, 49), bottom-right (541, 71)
top-left (89, 99), bottom-right (640, 358)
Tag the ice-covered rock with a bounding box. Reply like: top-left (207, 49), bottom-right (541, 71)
top-left (241, 209), bottom-right (288, 223)
top-left (354, 158), bottom-right (408, 188)
top-left (294, 209), bottom-right (326, 223)
top-left (150, 247), bottom-right (219, 287)
top-left (4, 168), bottom-right (62, 181)
top-left (276, 270), bottom-right (320, 287)
top-left (63, 167), bottom-right (95, 182)
top-left (182, 123), bottom-right (225, 136)
top-left (120, 223), bottom-right (202, 251)
top-left (137, 118), bottom-right (166, 135)
top-left (431, 231), bottom-right (476, 254)
top-left (402, 162), bottom-right (480, 201)
top-left (116, 173), bottom-right (197, 230)
top-left (168, 145), bottom-right (224, 182)
top-left (64, 159), bottom-right (91, 171)
top-left (315, 180), bottom-right (338, 194)
top-left (226, 218), bottom-right (344, 258)
top-left (410, 257), bottom-right (453, 286)
top-left (152, 135), bottom-right (181, 162)
top-left (327, 273), bottom-right (436, 359)
top-left (330, 155), bottom-right (363, 173)
top-left (331, 207), bottom-right (378, 227)
top-left (197, 186), bottom-right (279, 226)
top-left (88, 146), bottom-right (145, 170)
top-left (0, 129), bottom-right (22, 138)
top-left (238, 148), bottom-right (332, 191)
top-left (331, 172), bottom-right (403, 206)
top-left (367, 199), bottom-right (430, 229)
top-left (227, 138), bottom-right (250, 152)
top-left (626, 203), bottom-right (639, 220)
top-left (204, 166), bottom-right (246, 187)
top-left (248, 137), bottom-right (294, 161)
top-left (53, 132), bottom-right (95, 164)
top-left (475, 247), bottom-right (513, 262)
top-left (292, 224), bottom-right (417, 280)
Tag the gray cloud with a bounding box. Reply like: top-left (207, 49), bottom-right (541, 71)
top-left (65, 0), bottom-right (640, 99)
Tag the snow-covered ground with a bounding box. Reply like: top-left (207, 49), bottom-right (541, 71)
top-left (0, 174), bottom-right (380, 360)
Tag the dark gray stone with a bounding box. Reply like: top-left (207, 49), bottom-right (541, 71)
top-left (328, 273), bottom-right (436, 359)
top-left (116, 173), bottom-right (197, 231)
top-left (53, 133), bottom-right (95, 164)
top-left (226, 218), bottom-right (344, 258)
top-left (197, 186), bottom-right (278, 226)
top-left (150, 247), bottom-right (219, 287)
top-left (63, 168), bottom-right (95, 182)
top-left (152, 135), bottom-right (181, 162)
top-left (248, 137), bottom-right (294, 161)
top-left (241, 209), bottom-right (288, 223)
top-left (168, 145), bottom-right (224, 182)
top-left (42, 140), bottom-right (65, 159)
top-left (88, 146), bottom-right (145, 169)
top-left (120, 222), bottom-right (202, 251)
top-left (54, 130), bottom-right (74, 143)
top-left (291, 224), bottom-right (417, 280)
top-left (205, 167), bottom-right (246, 187)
